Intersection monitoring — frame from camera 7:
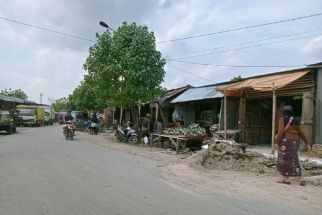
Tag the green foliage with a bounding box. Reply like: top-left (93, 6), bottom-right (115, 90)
top-left (83, 22), bottom-right (166, 108)
top-left (0, 88), bottom-right (28, 99)
top-left (52, 97), bottom-right (72, 112)
top-left (230, 75), bottom-right (242, 82)
top-left (69, 80), bottom-right (102, 111)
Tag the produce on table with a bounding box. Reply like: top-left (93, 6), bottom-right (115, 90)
top-left (163, 123), bottom-right (206, 136)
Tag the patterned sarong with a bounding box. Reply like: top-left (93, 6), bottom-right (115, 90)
top-left (276, 138), bottom-right (301, 176)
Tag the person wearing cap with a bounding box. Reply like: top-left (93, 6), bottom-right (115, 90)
top-left (275, 105), bottom-right (311, 186)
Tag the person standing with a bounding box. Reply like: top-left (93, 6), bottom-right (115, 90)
top-left (275, 105), bottom-right (311, 186)
top-left (90, 113), bottom-right (99, 135)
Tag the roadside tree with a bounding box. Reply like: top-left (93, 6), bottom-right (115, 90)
top-left (83, 22), bottom-right (166, 114)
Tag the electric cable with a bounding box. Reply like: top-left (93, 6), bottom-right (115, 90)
top-left (0, 16), bottom-right (95, 42)
top-left (158, 12), bottom-right (322, 43)
top-left (181, 28), bottom-right (322, 56)
top-left (167, 33), bottom-right (322, 60)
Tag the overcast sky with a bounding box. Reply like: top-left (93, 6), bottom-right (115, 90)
top-left (1, 0), bottom-right (322, 103)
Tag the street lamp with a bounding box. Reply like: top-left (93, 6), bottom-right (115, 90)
top-left (99, 21), bottom-right (115, 33)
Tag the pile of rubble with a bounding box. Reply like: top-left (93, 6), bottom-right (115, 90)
top-left (192, 143), bottom-right (322, 177)
top-left (193, 143), bottom-right (277, 175)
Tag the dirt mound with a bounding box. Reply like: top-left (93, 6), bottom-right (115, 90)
top-left (191, 143), bottom-right (277, 175)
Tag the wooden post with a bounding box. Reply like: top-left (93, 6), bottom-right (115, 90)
top-left (271, 82), bottom-right (276, 154)
top-left (238, 92), bottom-right (247, 142)
top-left (120, 106), bottom-right (123, 125)
top-left (301, 92), bottom-right (314, 150)
top-left (224, 87), bottom-right (227, 140)
top-left (138, 104), bottom-right (141, 117)
top-left (112, 107), bottom-right (115, 124)
top-left (155, 106), bottom-right (159, 121)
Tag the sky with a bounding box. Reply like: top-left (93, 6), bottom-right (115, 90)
top-left (0, 0), bottom-right (322, 104)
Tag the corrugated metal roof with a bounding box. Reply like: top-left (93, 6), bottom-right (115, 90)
top-left (0, 94), bottom-right (35, 104)
top-left (158, 85), bottom-right (192, 104)
top-left (170, 86), bottom-right (223, 103)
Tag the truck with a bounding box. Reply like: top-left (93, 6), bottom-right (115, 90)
top-left (40, 105), bottom-right (54, 125)
top-left (16, 105), bottom-right (45, 127)
top-left (0, 109), bottom-right (17, 134)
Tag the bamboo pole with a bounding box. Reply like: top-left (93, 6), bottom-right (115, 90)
top-left (138, 104), bottom-right (141, 117)
top-left (271, 82), bottom-right (276, 154)
top-left (155, 106), bottom-right (159, 121)
top-left (120, 106), bottom-right (123, 125)
top-left (112, 107), bottom-right (115, 124)
top-left (224, 87), bottom-right (227, 140)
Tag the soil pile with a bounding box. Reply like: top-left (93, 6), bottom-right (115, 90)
top-left (191, 143), bottom-right (277, 175)
top-left (190, 143), bottom-right (322, 179)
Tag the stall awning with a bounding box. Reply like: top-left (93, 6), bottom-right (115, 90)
top-left (218, 70), bottom-right (309, 97)
top-left (170, 86), bottom-right (223, 103)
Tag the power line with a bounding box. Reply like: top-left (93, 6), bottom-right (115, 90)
top-left (167, 59), bottom-right (306, 68)
top-left (0, 16), bottom-right (95, 42)
top-left (158, 12), bottom-right (322, 43)
top-left (180, 28), bottom-right (322, 56)
top-left (167, 65), bottom-right (213, 82)
top-left (167, 33), bottom-right (322, 60)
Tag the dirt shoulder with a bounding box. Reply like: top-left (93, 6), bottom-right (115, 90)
top-left (79, 130), bottom-right (322, 212)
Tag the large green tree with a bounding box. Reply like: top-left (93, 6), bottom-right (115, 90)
top-left (69, 80), bottom-right (101, 111)
top-left (83, 22), bottom-right (166, 108)
top-left (52, 97), bottom-right (72, 112)
top-left (0, 88), bottom-right (28, 99)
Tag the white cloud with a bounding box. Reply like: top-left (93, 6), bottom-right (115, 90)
top-left (1, 0), bottom-right (322, 99)
top-left (301, 35), bottom-right (322, 58)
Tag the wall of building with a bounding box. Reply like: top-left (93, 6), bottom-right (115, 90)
top-left (316, 69), bottom-right (322, 144)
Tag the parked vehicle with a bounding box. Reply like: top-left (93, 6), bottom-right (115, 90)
top-left (72, 111), bottom-right (88, 130)
top-left (41, 106), bottom-right (54, 125)
top-left (63, 121), bottom-right (76, 140)
top-left (58, 111), bottom-right (67, 124)
top-left (16, 105), bottom-right (45, 127)
top-left (115, 122), bottom-right (138, 144)
top-left (90, 122), bottom-right (99, 135)
top-left (0, 110), bottom-right (17, 134)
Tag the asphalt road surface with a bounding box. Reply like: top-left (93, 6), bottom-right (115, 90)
top-left (0, 126), bottom-right (319, 215)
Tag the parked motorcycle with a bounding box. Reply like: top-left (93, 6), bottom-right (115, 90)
top-left (90, 122), bottom-right (99, 135)
top-left (115, 122), bottom-right (138, 144)
top-left (63, 121), bottom-right (76, 140)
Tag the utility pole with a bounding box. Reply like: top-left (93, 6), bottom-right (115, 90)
top-left (40, 93), bottom-right (43, 104)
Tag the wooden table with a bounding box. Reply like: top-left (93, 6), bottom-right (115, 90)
top-left (213, 129), bottom-right (240, 141)
top-left (150, 133), bottom-right (205, 153)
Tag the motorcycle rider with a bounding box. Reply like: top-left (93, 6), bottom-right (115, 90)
top-left (64, 110), bottom-right (74, 122)
top-left (63, 110), bottom-right (74, 133)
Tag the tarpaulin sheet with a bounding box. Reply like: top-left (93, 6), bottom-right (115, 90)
top-left (218, 70), bottom-right (309, 96)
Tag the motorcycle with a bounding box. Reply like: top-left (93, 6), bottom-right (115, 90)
top-left (115, 122), bottom-right (138, 144)
top-left (63, 121), bottom-right (76, 140)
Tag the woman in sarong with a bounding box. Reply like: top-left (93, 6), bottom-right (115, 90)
top-left (275, 105), bottom-right (310, 185)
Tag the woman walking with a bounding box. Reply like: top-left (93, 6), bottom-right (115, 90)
top-left (275, 105), bottom-right (311, 186)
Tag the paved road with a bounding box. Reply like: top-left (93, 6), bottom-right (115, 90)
top-left (0, 126), bottom-right (319, 215)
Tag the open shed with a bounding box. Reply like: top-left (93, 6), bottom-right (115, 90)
top-left (218, 67), bottom-right (318, 149)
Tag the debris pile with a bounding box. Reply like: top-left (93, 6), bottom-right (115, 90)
top-left (191, 143), bottom-right (322, 179)
top-left (192, 143), bottom-right (277, 175)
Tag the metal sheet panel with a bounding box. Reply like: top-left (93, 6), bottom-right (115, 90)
top-left (170, 86), bottom-right (223, 103)
top-left (317, 69), bottom-right (322, 144)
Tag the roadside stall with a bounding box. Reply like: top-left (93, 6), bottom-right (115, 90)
top-left (149, 124), bottom-right (207, 153)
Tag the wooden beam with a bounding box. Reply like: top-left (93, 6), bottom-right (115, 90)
top-left (224, 87), bottom-right (227, 140)
top-left (271, 82), bottom-right (276, 154)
